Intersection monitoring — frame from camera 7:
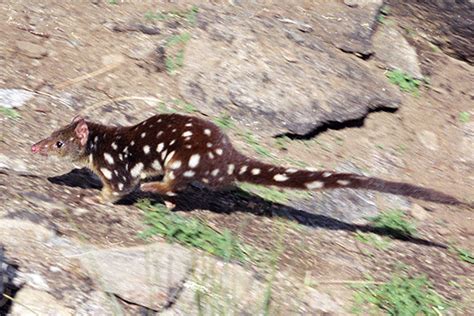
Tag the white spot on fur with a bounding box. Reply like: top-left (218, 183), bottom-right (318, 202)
top-left (251, 168), bottom-right (261, 175)
top-left (170, 160), bottom-right (182, 169)
top-left (141, 132), bottom-right (146, 138)
top-left (184, 137), bottom-right (191, 142)
top-left (188, 154), bottom-right (200, 168)
top-left (168, 171), bottom-right (175, 180)
top-left (215, 148), bottom-right (223, 156)
top-left (114, 170), bottom-right (119, 176)
top-left (113, 192), bottom-right (120, 196)
top-left (185, 144), bottom-right (192, 149)
top-left (103, 153), bottom-right (114, 165)
top-left (206, 142), bottom-right (213, 148)
top-left (94, 136), bottom-right (98, 143)
top-left (118, 154), bottom-right (123, 161)
top-left (164, 151), bottom-right (175, 165)
top-left (337, 180), bottom-right (350, 186)
top-left (157, 143), bottom-right (164, 152)
top-left (100, 168), bottom-right (112, 180)
top-left (211, 169), bottom-right (220, 176)
top-left (185, 123), bottom-right (193, 127)
top-left (118, 183), bottom-right (124, 191)
top-left (286, 168), bottom-right (298, 173)
top-left (130, 163), bottom-right (144, 178)
top-left (239, 166), bottom-right (248, 174)
top-left (204, 128), bottom-right (211, 136)
top-left (152, 160), bottom-right (161, 171)
top-left (172, 128), bottom-right (177, 133)
top-left (182, 131), bottom-right (193, 137)
top-left (161, 149), bottom-right (168, 160)
top-left (274, 174), bottom-right (289, 181)
top-left (130, 140), bottom-right (135, 146)
top-left (157, 131), bottom-right (163, 137)
top-left (143, 145), bottom-right (150, 154)
top-left (123, 146), bottom-right (129, 153)
top-left (169, 139), bottom-right (176, 146)
top-left (202, 178), bottom-right (209, 183)
top-left (322, 172), bottom-right (332, 177)
top-left (111, 142), bottom-right (118, 150)
top-left (208, 152), bottom-right (215, 159)
top-left (306, 181), bottom-right (324, 189)
top-left (227, 164), bottom-right (235, 175)
top-left (184, 170), bottom-right (195, 177)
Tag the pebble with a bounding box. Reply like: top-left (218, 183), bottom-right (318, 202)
top-left (417, 130), bottom-right (439, 151)
top-left (16, 40), bottom-right (48, 59)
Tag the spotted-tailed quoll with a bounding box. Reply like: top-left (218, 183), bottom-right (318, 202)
top-left (31, 114), bottom-right (470, 207)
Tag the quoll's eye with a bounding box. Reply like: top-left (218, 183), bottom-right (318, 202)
top-left (56, 141), bottom-right (64, 148)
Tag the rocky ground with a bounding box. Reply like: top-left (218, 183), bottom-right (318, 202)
top-left (0, 0), bottom-right (473, 315)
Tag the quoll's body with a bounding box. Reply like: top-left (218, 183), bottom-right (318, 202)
top-left (32, 114), bottom-right (468, 206)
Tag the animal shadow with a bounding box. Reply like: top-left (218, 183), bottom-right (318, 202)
top-left (48, 168), bottom-right (447, 249)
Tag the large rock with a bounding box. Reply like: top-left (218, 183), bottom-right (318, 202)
top-left (0, 88), bottom-right (34, 109)
top-left (373, 24), bottom-right (423, 79)
top-left (77, 242), bottom-right (265, 313)
top-left (179, 8), bottom-right (401, 137)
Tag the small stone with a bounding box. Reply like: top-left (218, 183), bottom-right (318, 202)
top-left (101, 53), bottom-right (125, 66)
top-left (417, 130), bottom-right (439, 151)
top-left (409, 204), bottom-right (430, 221)
top-left (0, 89), bottom-right (35, 108)
top-left (16, 41), bottom-right (48, 59)
top-left (49, 266), bottom-right (61, 273)
top-left (437, 226), bottom-right (451, 236)
top-left (73, 207), bottom-right (89, 216)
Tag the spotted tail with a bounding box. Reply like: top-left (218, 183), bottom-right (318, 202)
top-left (234, 157), bottom-right (467, 206)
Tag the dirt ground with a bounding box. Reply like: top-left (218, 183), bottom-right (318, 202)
top-left (0, 1), bottom-right (472, 314)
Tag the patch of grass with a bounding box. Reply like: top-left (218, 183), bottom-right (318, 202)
top-left (145, 6), bottom-right (199, 25)
top-left (213, 114), bottom-right (235, 130)
top-left (377, 5), bottom-right (390, 23)
top-left (274, 136), bottom-right (291, 151)
top-left (355, 231), bottom-right (391, 250)
top-left (459, 111), bottom-right (470, 123)
top-left (0, 107), bottom-right (20, 119)
top-left (157, 101), bottom-right (178, 114)
top-left (138, 200), bottom-right (251, 261)
top-left (353, 274), bottom-right (448, 316)
top-left (107, 0), bottom-right (118, 4)
top-left (368, 210), bottom-right (417, 238)
top-left (386, 69), bottom-right (421, 95)
top-left (164, 32), bottom-right (191, 75)
top-left (242, 132), bottom-right (273, 158)
top-left (450, 246), bottom-right (474, 264)
top-left (173, 98), bottom-right (198, 113)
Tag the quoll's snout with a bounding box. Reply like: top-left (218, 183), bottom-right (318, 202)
top-left (31, 143), bottom-right (40, 153)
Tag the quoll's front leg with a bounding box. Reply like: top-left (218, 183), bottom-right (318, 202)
top-left (140, 171), bottom-right (179, 196)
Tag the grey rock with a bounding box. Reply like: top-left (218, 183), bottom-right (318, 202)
top-left (17, 272), bottom-right (50, 291)
top-left (373, 24), bottom-right (423, 79)
top-left (180, 10), bottom-right (400, 137)
top-left (77, 243), bottom-right (193, 311)
top-left (315, 0), bottom-right (383, 56)
top-left (304, 288), bottom-right (345, 314)
top-left (417, 130), bottom-right (439, 151)
top-left (10, 287), bottom-right (73, 316)
top-left (0, 88), bottom-right (34, 108)
top-left (16, 41), bottom-right (48, 59)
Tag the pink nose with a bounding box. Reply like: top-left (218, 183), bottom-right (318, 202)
top-left (31, 144), bottom-right (40, 153)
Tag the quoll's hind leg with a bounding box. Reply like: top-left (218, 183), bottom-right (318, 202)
top-left (140, 171), bottom-right (184, 196)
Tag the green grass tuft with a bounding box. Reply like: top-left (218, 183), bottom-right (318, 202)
top-left (213, 114), bottom-right (235, 130)
top-left (386, 69), bottom-right (421, 95)
top-left (0, 107), bottom-right (21, 119)
top-left (138, 200), bottom-right (251, 261)
top-left (355, 231), bottom-right (391, 250)
top-left (459, 111), bottom-right (470, 123)
top-left (368, 210), bottom-right (417, 238)
top-left (353, 274), bottom-right (448, 316)
top-left (450, 246), bottom-right (474, 264)
top-left (242, 132), bottom-right (273, 158)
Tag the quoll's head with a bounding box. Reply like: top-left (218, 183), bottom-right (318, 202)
top-left (31, 115), bottom-right (90, 161)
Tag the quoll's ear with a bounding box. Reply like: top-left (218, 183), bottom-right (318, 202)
top-left (71, 115), bottom-right (84, 123)
top-left (74, 119), bottom-right (89, 146)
